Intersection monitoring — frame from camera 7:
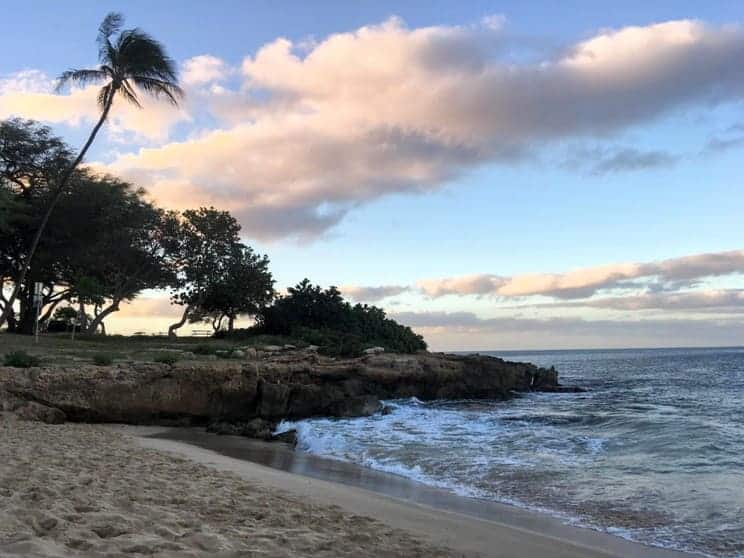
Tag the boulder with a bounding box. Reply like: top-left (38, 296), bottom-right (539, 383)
top-left (271, 428), bottom-right (298, 446)
top-left (329, 395), bottom-right (381, 417)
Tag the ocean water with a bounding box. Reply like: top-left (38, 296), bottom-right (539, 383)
top-left (278, 347), bottom-right (744, 557)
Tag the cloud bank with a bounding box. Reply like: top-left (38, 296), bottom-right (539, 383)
top-left (4, 19), bottom-right (744, 237)
top-left (0, 69), bottom-right (189, 141)
top-left (96, 18), bottom-right (744, 238)
top-left (390, 311), bottom-right (744, 350)
top-left (341, 285), bottom-right (409, 302)
top-left (418, 249), bottom-right (744, 299)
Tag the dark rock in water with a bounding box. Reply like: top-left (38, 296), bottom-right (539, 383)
top-left (206, 421), bottom-right (244, 436)
top-left (329, 395), bottom-right (381, 417)
top-left (381, 405), bottom-right (395, 416)
top-left (271, 428), bottom-right (298, 446)
top-left (240, 418), bottom-right (276, 440)
top-left (0, 351), bottom-right (580, 439)
top-left (208, 418), bottom-right (276, 440)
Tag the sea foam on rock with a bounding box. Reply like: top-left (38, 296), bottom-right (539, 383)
top-left (0, 350), bottom-right (579, 438)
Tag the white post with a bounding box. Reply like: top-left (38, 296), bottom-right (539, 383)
top-left (33, 282), bottom-right (43, 344)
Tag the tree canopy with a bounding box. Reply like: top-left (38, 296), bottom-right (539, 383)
top-left (251, 279), bottom-right (427, 356)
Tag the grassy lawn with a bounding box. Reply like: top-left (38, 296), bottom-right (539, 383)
top-left (0, 332), bottom-right (300, 367)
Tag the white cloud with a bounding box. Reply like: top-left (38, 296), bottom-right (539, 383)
top-left (0, 70), bottom-right (190, 141)
top-left (98, 18), bottom-right (744, 238)
top-left (391, 310), bottom-right (744, 350)
top-left (341, 285), bottom-right (409, 302)
top-left (182, 55), bottom-right (230, 85)
top-left (418, 249), bottom-right (744, 299)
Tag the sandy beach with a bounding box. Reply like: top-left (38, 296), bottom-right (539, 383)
top-left (1, 417), bottom-right (698, 558)
top-left (0, 418), bottom-right (451, 557)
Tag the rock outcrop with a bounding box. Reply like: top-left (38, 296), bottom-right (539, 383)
top-left (0, 350), bottom-right (580, 431)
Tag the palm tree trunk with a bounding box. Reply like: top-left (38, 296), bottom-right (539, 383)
top-left (0, 93), bottom-right (115, 329)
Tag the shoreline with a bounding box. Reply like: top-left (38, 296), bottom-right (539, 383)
top-left (129, 425), bottom-right (699, 558)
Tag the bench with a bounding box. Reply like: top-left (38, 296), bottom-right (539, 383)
top-left (191, 329), bottom-right (212, 337)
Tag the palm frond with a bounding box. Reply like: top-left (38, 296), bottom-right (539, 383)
top-left (118, 79), bottom-right (142, 108)
top-left (55, 68), bottom-right (107, 92)
top-left (130, 76), bottom-right (183, 105)
top-left (97, 12), bottom-right (124, 61)
top-left (117, 30), bottom-right (180, 82)
top-left (96, 83), bottom-right (113, 109)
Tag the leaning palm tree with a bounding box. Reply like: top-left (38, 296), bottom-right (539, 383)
top-left (0, 12), bottom-right (183, 328)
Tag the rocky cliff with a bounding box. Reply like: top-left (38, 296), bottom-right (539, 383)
top-left (0, 349), bottom-right (580, 435)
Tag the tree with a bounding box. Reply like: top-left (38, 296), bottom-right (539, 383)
top-left (256, 279), bottom-right (427, 355)
top-left (0, 125), bottom-right (175, 334)
top-left (0, 120), bottom-right (72, 328)
top-left (196, 244), bottom-right (274, 332)
top-left (53, 175), bottom-right (177, 335)
top-left (165, 208), bottom-right (274, 336)
top-left (0, 12), bottom-right (183, 328)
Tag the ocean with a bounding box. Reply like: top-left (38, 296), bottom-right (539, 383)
top-left (279, 347), bottom-right (744, 557)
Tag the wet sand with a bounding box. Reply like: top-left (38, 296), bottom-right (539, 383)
top-left (133, 426), bottom-right (698, 558)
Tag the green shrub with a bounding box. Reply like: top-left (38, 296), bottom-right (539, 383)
top-left (254, 279), bottom-right (427, 354)
top-left (192, 344), bottom-right (216, 355)
top-left (154, 353), bottom-right (179, 365)
top-left (3, 351), bottom-right (41, 368)
top-left (92, 353), bottom-right (114, 366)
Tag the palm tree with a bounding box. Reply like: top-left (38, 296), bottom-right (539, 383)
top-left (0, 12), bottom-right (183, 328)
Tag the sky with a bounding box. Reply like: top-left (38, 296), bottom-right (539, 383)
top-left (1, 0), bottom-right (744, 350)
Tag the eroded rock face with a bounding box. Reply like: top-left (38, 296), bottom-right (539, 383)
top-left (0, 351), bottom-right (576, 429)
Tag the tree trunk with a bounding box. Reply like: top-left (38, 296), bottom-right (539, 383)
top-left (228, 315), bottom-right (234, 332)
top-left (17, 284), bottom-right (35, 335)
top-left (39, 295), bottom-right (67, 326)
top-left (85, 301), bottom-right (119, 335)
top-left (0, 92), bottom-right (115, 329)
top-left (78, 301), bottom-right (88, 332)
top-left (168, 305), bottom-right (191, 338)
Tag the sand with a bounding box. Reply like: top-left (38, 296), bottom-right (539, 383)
top-left (1, 418), bottom-right (696, 558)
top-left (0, 418), bottom-right (451, 557)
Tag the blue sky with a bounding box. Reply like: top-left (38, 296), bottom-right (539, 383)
top-left (2, 1), bottom-right (743, 349)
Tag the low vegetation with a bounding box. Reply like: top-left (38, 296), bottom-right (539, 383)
top-left (3, 350), bottom-right (41, 368)
top-left (153, 352), bottom-right (179, 365)
top-left (92, 352), bottom-right (115, 366)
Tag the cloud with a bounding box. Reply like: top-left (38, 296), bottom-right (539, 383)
top-left (581, 289), bottom-right (744, 312)
top-left (0, 70), bottom-right (190, 141)
top-left (704, 134), bottom-right (744, 153)
top-left (417, 249), bottom-right (744, 298)
top-left (391, 310), bottom-right (744, 350)
top-left (116, 297), bottom-right (180, 318)
top-left (341, 285), bottom-right (409, 302)
top-left (182, 55), bottom-right (230, 85)
top-left (565, 146), bottom-right (678, 175)
top-left (100, 18), bottom-right (744, 238)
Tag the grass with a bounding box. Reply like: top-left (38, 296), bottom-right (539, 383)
top-left (0, 332), bottom-right (268, 367)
